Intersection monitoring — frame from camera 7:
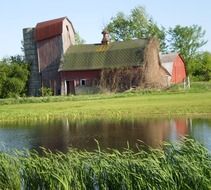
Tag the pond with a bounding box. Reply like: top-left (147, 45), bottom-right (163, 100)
top-left (0, 118), bottom-right (211, 152)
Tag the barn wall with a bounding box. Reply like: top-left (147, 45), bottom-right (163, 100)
top-left (61, 70), bottom-right (101, 80)
top-left (171, 56), bottom-right (186, 83)
top-left (60, 70), bottom-right (101, 95)
top-left (37, 35), bottom-right (63, 72)
top-left (62, 18), bottom-right (75, 53)
top-left (75, 86), bottom-right (100, 95)
top-left (36, 35), bottom-right (63, 94)
top-left (23, 28), bottom-right (41, 96)
top-left (100, 67), bottom-right (143, 92)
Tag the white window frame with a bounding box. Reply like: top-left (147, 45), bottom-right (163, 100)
top-left (80, 79), bottom-right (86, 86)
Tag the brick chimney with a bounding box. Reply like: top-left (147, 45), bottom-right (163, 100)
top-left (101, 30), bottom-right (110, 45)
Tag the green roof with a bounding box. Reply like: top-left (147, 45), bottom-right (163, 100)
top-left (59, 39), bottom-right (149, 71)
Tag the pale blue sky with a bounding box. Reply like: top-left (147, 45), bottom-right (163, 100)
top-left (0, 0), bottom-right (210, 58)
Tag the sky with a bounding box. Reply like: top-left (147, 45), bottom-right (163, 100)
top-left (0, 0), bottom-right (210, 58)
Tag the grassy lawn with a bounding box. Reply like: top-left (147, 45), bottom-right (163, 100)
top-left (0, 89), bottom-right (211, 122)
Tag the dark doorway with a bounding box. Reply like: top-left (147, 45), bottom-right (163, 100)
top-left (66, 80), bottom-right (75, 95)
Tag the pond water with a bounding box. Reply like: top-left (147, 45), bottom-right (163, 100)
top-left (0, 118), bottom-right (211, 152)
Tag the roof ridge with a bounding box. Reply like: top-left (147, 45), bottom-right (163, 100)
top-left (35, 17), bottom-right (75, 41)
top-left (36, 17), bottom-right (67, 27)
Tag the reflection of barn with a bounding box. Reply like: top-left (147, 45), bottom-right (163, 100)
top-left (23, 17), bottom-right (186, 96)
top-left (34, 118), bottom-right (189, 151)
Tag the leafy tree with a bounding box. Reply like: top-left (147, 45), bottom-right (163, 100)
top-left (106, 6), bottom-right (166, 51)
top-left (168, 25), bottom-right (207, 73)
top-left (190, 52), bottom-right (211, 81)
top-left (1, 78), bottom-right (24, 98)
top-left (0, 56), bottom-right (29, 98)
top-left (75, 32), bottom-right (85, 45)
top-left (0, 64), bottom-right (8, 97)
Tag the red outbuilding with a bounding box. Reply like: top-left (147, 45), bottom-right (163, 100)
top-left (160, 53), bottom-right (186, 84)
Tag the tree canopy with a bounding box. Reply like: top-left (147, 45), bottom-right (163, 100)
top-left (189, 52), bottom-right (211, 81)
top-left (0, 56), bottom-right (29, 98)
top-left (106, 6), bottom-right (166, 51)
top-left (168, 25), bottom-right (207, 63)
top-left (75, 32), bottom-right (86, 45)
top-left (106, 6), bottom-right (209, 80)
top-left (167, 25), bottom-right (207, 76)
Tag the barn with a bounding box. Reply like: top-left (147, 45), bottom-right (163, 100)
top-left (23, 17), bottom-right (184, 96)
top-left (160, 53), bottom-right (186, 84)
top-left (23, 17), bottom-right (75, 96)
top-left (59, 36), bottom-right (172, 95)
top-left (35, 17), bottom-right (75, 95)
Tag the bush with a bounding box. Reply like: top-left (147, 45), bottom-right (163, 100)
top-left (1, 78), bottom-right (25, 98)
top-left (39, 87), bottom-right (53, 96)
top-left (0, 56), bottom-right (29, 98)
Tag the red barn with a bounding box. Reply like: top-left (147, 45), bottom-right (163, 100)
top-left (59, 37), bottom-right (172, 95)
top-left (23, 17), bottom-right (183, 96)
top-left (160, 53), bottom-right (186, 84)
top-left (59, 39), bottom-right (151, 95)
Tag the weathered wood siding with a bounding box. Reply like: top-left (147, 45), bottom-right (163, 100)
top-left (37, 35), bottom-right (62, 94)
top-left (37, 35), bottom-right (63, 73)
top-left (61, 70), bottom-right (101, 80)
top-left (60, 70), bottom-right (101, 95)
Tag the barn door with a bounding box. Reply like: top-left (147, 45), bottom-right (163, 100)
top-left (66, 80), bottom-right (75, 95)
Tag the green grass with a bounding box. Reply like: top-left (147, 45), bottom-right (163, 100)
top-left (166, 81), bottom-right (211, 93)
top-left (1, 81), bottom-right (211, 106)
top-left (0, 90), bottom-right (211, 122)
top-left (0, 82), bottom-right (211, 122)
top-left (0, 138), bottom-right (210, 190)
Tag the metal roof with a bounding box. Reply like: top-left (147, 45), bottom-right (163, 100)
top-left (59, 39), bottom-right (149, 71)
top-left (161, 62), bottom-right (173, 75)
top-left (160, 53), bottom-right (179, 76)
top-left (35, 17), bottom-right (75, 41)
top-left (160, 52), bottom-right (178, 63)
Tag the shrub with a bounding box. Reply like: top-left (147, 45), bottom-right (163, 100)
top-left (39, 87), bottom-right (53, 97)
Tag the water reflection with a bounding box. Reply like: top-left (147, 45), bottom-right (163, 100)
top-left (0, 118), bottom-right (210, 152)
top-left (189, 119), bottom-right (211, 150)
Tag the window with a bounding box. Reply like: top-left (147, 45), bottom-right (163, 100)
top-left (66, 25), bottom-right (71, 43)
top-left (80, 79), bottom-right (86, 86)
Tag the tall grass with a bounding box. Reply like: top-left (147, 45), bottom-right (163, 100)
top-left (0, 153), bottom-right (20, 189)
top-left (0, 138), bottom-right (210, 189)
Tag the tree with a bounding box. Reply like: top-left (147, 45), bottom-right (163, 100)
top-left (0, 56), bottom-right (29, 98)
top-left (106, 6), bottom-right (166, 51)
top-left (168, 25), bottom-right (207, 73)
top-left (190, 52), bottom-right (211, 81)
top-left (75, 32), bottom-right (85, 45)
